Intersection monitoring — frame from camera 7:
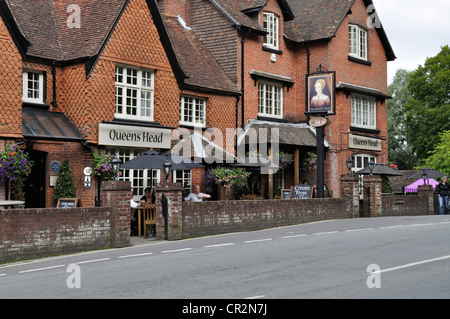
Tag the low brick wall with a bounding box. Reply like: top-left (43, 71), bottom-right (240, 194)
top-left (0, 207), bottom-right (116, 263)
top-left (381, 194), bottom-right (436, 217)
top-left (182, 198), bottom-right (352, 238)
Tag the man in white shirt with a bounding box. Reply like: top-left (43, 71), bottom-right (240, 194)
top-left (185, 185), bottom-right (211, 202)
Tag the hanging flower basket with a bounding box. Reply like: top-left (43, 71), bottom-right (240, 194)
top-left (89, 151), bottom-right (117, 181)
top-left (277, 152), bottom-right (295, 170)
top-left (0, 144), bottom-right (34, 200)
top-left (302, 152), bottom-right (317, 171)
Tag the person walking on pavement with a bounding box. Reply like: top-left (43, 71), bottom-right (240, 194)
top-left (436, 176), bottom-right (449, 215)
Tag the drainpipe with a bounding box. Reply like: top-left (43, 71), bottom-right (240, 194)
top-left (241, 29), bottom-right (252, 128)
top-left (51, 61), bottom-right (57, 109)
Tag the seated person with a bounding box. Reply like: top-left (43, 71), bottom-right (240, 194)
top-left (185, 185), bottom-right (211, 202)
top-left (140, 187), bottom-right (155, 205)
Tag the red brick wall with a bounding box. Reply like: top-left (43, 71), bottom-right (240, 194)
top-left (182, 198), bottom-right (352, 238)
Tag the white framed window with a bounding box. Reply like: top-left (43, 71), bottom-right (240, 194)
top-left (115, 65), bottom-right (154, 121)
top-left (23, 70), bottom-right (45, 104)
top-left (351, 94), bottom-right (376, 129)
top-left (349, 24), bottom-right (367, 60)
top-left (179, 95), bottom-right (206, 127)
top-left (351, 154), bottom-right (377, 199)
top-left (258, 81), bottom-right (283, 118)
top-left (106, 147), bottom-right (160, 201)
top-left (263, 12), bottom-right (279, 50)
top-left (173, 169), bottom-right (191, 195)
top-left (351, 153), bottom-right (377, 172)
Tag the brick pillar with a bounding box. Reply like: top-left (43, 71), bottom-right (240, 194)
top-left (418, 185), bottom-right (435, 215)
top-left (155, 182), bottom-right (184, 240)
top-left (363, 175), bottom-right (382, 217)
top-left (101, 180), bottom-right (133, 248)
top-left (340, 174), bottom-right (360, 218)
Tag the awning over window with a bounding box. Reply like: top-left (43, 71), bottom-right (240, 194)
top-left (22, 108), bottom-right (84, 141)
top-left (238, 120), bottom-right (328, 148)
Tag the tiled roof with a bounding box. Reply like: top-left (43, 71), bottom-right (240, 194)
top-left (163, 15), bottom-right (241, 95)
top-left (284, 0), bottom-right (354, 43)
top-left (6, 0), bottom-right (126, 61)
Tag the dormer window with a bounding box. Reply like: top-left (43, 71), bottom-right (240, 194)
top-left (349, 24), bottom-right (367, 61)
top-left (263, 12), bottom-right (279, 50)
top-left (23, 70), bottom-right (45, 104)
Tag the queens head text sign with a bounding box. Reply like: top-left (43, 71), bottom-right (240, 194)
top-left (349, 134), bottom-right (382, 151)
top-left (98, 123), bottom-right (171, 149)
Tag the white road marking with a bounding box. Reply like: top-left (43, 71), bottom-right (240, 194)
top-left (243, 238), bottom-right (272, 244)
top-left (379, 225), bottom-right (405, 229)
top-left (405, 223), bottom-right (434, 227)
top-left (374, 255), bottom-right (450, 274)
top-left (0, 274), bottom-right (7, 277)
top-left (282, 234), bottom-right (307, 239)
top-left (313, 231), bottom-right (339, 235)
top-left (75, 258), bottom-right (111, 265)
top-left (162, 248), bottom-right (193, 254)
top-left (344, 228), bottom-right (374, 233)
top-left (18, 265), bottom-right (65, 274)
top-left (204, 243), bottom-right (235, 248)
top-left (245, 295), bottom-right (266, 299)
top-left (118, 253), bottom-right (153, 259)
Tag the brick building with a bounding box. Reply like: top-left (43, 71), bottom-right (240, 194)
top-left (0, 0), bottom-right (239, 207)
top-left (158, 0), bottom-right (396, 197)
top-left (0, 0), bottom-right (395, 207)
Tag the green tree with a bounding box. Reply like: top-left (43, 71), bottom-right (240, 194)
top-left (404, 45), bottom-right (450, 162)
top-left (387, 69), bottom-right (418, 169)
top-left (424, 130), bottom-right (450, 176)
top-left (53, 160), bottom-right (76, 199)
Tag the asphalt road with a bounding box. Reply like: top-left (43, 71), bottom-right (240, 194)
top-left (1, 215), bottom-right (450, 300)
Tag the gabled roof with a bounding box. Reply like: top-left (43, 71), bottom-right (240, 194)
top-left (163, 15), bottom-right (241, 95)
top-left (284, 0), bottom-right (353, 43)
top-left (284, 0), bottom-right (396, 61)
top-left (5, 0), bottom-right (188, 85)
top-left (6, 0), bottom-right (126, 61)
top-left (209, 0), bottom-right (293, 33)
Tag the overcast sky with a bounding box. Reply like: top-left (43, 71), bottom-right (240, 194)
top-left (372, 0), bottom-right (450, 84)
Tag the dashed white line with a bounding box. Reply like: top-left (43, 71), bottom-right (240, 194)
top-left (313, 231), bottom-right (339, 235)
top-left (344, 228), bottom-right (374, 233)
top-left (75, 258), bottom-right (111, 265)
top-left (282, 234), bottom-right (307, 239)
top-left (243, 238), bottom-right (273, 244)
top-left (380, 225), bottom-right (405, 229)
top-left (405, 223), bottom-right (434, 227)
top-left (204, 243), bottom-right (235, 248)
top-left (0, 274), bottom-right (7, 277)
top-left (245, 295), bottom-right (266, 299)
top-left (118, 253), bottom-right (153, 259)
top-left (162, 248), bottom-right (193, 254)
top-left (18, 265), bottom-right (65, 274)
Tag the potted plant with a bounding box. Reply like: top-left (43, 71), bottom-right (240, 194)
top-left (53, 160), bottom-right (76, 200)
top-left (202, 166), bottom-right (251, 200)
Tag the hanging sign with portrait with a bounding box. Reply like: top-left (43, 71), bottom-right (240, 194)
top-left (305, 70), bottom-right (336, 116)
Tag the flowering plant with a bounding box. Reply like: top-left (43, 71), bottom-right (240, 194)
top-left (0, 144), bottom-right (34, 201)
top-left (202, 167), bottom-right (251, 191)
top-left (0, 144), bottom-right (33, 183)
top-left (277, 152), bottom-right (294, 170)
top-left (389, 162), bottom-right (398, 170)
top-left (90, 151), bottom-right (117, 181)
top-left (302, 152), bottom-right (317, 171)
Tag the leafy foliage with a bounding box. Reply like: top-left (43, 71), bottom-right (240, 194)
top-left (424, 130), bottom-right (450, 176)
top-left (53, 160), bottom-right (76, 199)
top-left (404, 45), bottom-right (450, 162)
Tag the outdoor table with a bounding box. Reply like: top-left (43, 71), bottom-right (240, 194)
top-left (0, 200), bottom-right (25, 208)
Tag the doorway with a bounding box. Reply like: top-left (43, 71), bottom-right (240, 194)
top-left (24, 150), bottom-right (47, 208)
